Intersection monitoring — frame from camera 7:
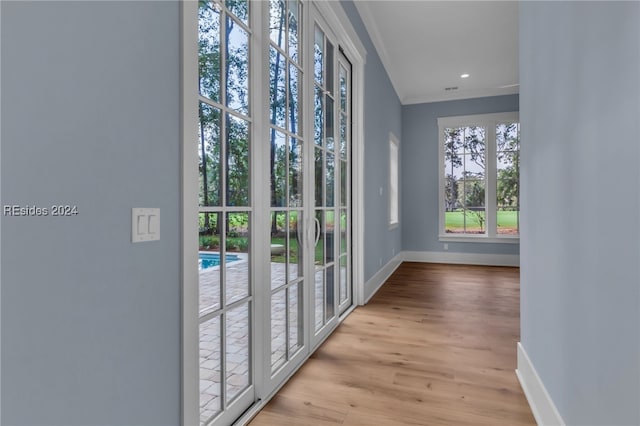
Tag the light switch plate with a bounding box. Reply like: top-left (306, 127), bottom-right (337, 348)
top-left (132, 208), bottom-right (160, 242)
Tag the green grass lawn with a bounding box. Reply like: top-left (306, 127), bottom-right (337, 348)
top-left (445, 210), bottom-right (519, 232)
top-left (271, 234), bottom-right (347, 264)
top-left (497, 210), bottom-right (519, 230)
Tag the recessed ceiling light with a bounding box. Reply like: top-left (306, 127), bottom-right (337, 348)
top-left (460, 73), bottom-right (470, 79)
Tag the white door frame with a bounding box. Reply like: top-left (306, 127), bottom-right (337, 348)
top-left (180, 1), bottom-right (199, 424)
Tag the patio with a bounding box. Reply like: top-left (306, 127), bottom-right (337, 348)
top-left (198, 257), bottom-right (323, 425)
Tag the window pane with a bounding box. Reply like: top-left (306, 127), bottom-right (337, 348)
top-left (340, 113), bottom-right (348, 160)
top-left (324, 265), bottom-right (335, 322)
top-left (444, 125), bottom-right (486, 235)
top-left (314, 26), bottom-right (323, 84)
top-left (288, 282), bottom-right (303, 354)
top-left (463, 178), bottom-right (485, 208)
top-left (314, 269), bottom-right (324, 331)
top-left (269, 0), bottom-right (286, 48)
top-left (340, 209), bottom-right (347, 255)
top-left (200, 315), bottom-right (221, 422)
top-left (339, 255), bottom-right (348, 304)
top-left (199, 103), bottom-right (221, 207)
top-left (463, 176), bottom-right (485, 234)
top-left (325, 96), bottom-right (334, 151)
top-left (497, 205), bottom-right (519, 235)
top-left (225, 303), bottom-right (250, 403)
top-left (289, 63), bottom-right (301, 135)
top-left (325, 211), bottom-right (335, 263)
top-left (497, 122), bottom-right (520, 152)
top-left (225, 212), bottom-right (249, 305)
top-left (463, 209), bottom-right (486, 234)
top-left (444, 128), bottom-right (466, 233)
top-left (226, 114), bottom-right (250, 206)
top-left (270, 211), bottom-right (287, 290)
top-left (271, 289), bottom-right (287, 371)
top-left (463, 153), bottom-right (484, 177)
top-left (225, 16), bottom-right (249, 115)
top-left (226, 0), bottom-right (248, 26)
top-left (270, 130), bottom-right (286, 207)
top-left (497, 152), bottom-right (519, 209)
top-left (444, 157), bottom-right (463, 215)
top-left (199, 212), bottom-right (222, 314)
top-left (444, 128), bottom-right (464, 155)
top-left (463, 126), bottom-right (485, 161)
top-left (339, 64), bottom-right (347, 112)
top-left (325, 40), bottom-right (334, 94)
top-left (314, 86), bottom-right (323, 146)
top-left (314, 147), bottom-right (323, 207)
top-left (340, 160), bottom-right (347, 207)
top-left (445, 210), bottom-right (463, 234)
top-left (269, 46), bottom-right (286, 129)
top-left (497, 122), bottom-right (520, 235)
top-left (199, 2), bottom-right (221, 102)
top-left (289, 138), bottom-right (303, 207)
top-left (288, 0), bottom-right (300, 64)
top-left (287, 212), bottom-right (303, 281)
top-left (326, 153), bottom-right (335, 208)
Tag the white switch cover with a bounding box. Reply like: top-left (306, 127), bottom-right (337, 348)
top-left (132, 208), bottom-right (160, 242)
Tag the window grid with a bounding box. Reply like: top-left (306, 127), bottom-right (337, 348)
top-left (438, 112), bottom-right (519, 241)
top-left (268, 0), bottom-right (305, 373)
top-left (197, 1), bottom-right (253, 423)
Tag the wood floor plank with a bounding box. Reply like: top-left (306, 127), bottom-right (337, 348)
top-left (249, 263), bottom-right (535, 426)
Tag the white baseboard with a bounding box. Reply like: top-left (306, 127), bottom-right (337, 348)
top-left (363, 254), bottom-right (403, 303)
top-left (516, 342), bottom-right (565, 426)
top-left (401, 250), bottom-right (519, 267)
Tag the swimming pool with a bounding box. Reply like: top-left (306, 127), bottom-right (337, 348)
top-left (199, 252), bottom-right (241, 270)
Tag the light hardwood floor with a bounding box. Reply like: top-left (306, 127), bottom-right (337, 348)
top-left (249, 262), bottom-right (535, 426)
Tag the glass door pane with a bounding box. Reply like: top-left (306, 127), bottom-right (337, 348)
top-left (268, 0), bottom-right (306, 377)
top-left (337, 51), bottom-right (352, 314)
top-left (198, 2), bottom-right (254, 425)
top-left (496, 122), bottom-right (520, 235)
top-left (312, 23), bottom-right (342, 334)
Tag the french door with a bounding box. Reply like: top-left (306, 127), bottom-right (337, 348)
top-left (196, 2), bottom-right (255, 425)
top-left (310, 13), bottom-right (352, 347)
top-left (191, 2), bottom-right (354, 425)
top-left (263, 0), bottom-right (354, 391)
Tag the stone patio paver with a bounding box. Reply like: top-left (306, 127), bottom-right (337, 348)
top-left (198, 255), bottom-right (326, 426)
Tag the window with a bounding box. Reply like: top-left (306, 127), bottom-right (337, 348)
top-left (389, 134), bottom-right (399, 227)
top-left (438, 112), bottom-right (519, 242)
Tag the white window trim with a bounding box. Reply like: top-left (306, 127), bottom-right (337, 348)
top-left (389, 132), bottom-right (399, 229)
top-left (437, 111), bottom-right (519, 243)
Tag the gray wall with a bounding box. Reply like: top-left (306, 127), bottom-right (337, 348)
top-left (402, 95), bottom-right (520, 256)
top-left (520, 2), bottom-right (640, 425)
top-left (1, 2), bottom-right (181, 425)
top-left (341, 1), bottom-right (403, 283)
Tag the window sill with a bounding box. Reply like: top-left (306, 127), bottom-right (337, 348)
top-left (438, 234), bottom-right (519, 244)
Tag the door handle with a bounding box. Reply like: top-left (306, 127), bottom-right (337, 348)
top-left (314, 217), bottom-right (321, 246)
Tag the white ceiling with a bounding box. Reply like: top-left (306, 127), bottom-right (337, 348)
top-left (353, 1), bottom-right (519, 104)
